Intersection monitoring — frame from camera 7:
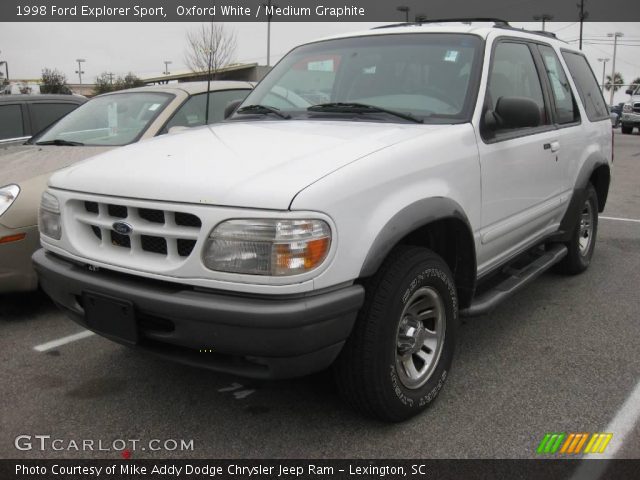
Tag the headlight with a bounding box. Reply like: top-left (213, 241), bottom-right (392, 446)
top-left (203, 219), bottom-right (331, 276)
top-left (38, 191), bottom-right (62, 240)
top-left (623, 103), bottom-right (632, 113)
top-left (0, 184), bottom-right (20, 217)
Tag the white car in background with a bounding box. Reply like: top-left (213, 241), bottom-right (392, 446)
top-left (0, 81), bottom-right (252, 292)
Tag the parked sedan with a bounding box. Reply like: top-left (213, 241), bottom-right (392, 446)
top-left (0, 81), bottom-right (252, 292)
top-left (0, 94), bottom-right (87, 145)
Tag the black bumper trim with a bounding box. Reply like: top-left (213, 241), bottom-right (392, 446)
top-left (33, 249), bottom-right (365, 379)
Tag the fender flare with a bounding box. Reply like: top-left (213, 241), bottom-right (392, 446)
top-left (556, 155), bottom-right (610, 242)
top-left (359, 197), bottom-right (476, 288)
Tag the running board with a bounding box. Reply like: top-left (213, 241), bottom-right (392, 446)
top-left (461, 244), bottom-right (567, 317)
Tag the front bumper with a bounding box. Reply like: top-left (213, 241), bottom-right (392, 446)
top-left (33, 249), bottom-right (365, 379)
top-left (622, 112), bottom-right (640, 125)
top-left (0, 224), bottom-right (39, 293)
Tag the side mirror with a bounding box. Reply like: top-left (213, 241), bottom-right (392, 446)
top-left (626, 89), bottom-right (635, 95)
top-left (494, 96), bottom-right (541, 129)
top-left (224, 99), bottom-right (243, 119)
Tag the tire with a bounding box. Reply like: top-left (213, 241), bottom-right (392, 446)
top-left (557, 184), bottom-right (599, 275)
top-left (334, 246), bottom-right (458, 422)
top-left (621, 124), bottom-right (633, 134)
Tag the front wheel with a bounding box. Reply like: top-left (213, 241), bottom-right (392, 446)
top-left (621, 124), bottom-right (633, 134)
top-left (557, 184), bottom-right (599, 275)
top-left (334, 246), bottom-right (458, 422)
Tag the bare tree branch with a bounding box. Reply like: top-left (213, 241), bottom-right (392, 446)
top-left (184, 23), bottom-right (237, 76)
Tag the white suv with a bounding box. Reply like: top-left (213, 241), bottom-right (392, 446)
top-left (33, 21), bottom-right (612, 421)
top-left (621, 85), bottom-right (640, 134)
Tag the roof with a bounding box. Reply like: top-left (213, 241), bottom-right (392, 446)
top-left (0, 94), bottom-right (87, 103)
top-left (315, 22), bottom-right (571, 48)
top-left (142, 63), bottom-right (261, 84)
top-left (97, 80), bottom-right (254, 97)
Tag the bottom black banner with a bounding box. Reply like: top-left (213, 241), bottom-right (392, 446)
top-left (2, 459), bottom-right (640, 480)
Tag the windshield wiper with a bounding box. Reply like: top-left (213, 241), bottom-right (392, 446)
top-left (35, 139), bottom-right (85, 146)
top-left (308, 102), bottom-right (424, 124)
top-left (236, 104), bottom-right (291, 119)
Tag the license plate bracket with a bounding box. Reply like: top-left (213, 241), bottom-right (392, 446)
top-left (82, 291), bottom-right (138, 344)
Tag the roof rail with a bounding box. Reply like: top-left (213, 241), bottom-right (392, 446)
top-left (527, 30), bottom-right (557, 39)
top-left (373, 18), bottom-right (511, 29)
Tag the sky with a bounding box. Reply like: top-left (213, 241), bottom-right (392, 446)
top-left (1, 21), bottom-right (639, 104)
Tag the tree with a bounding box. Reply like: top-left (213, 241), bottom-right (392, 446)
top-left (184, 23), bottom-right (237, 77)
top-left (93, 72), bottom-right (144, 95)
top-left (629, 77), bottom-right (640, 94)
top-left (604, 72), bottom-right (625, 94)
top-left (114, 73), bottom-right (144, 90)
top-left (94, 72), bottom-right (115, 95)
top-left (40, 68), bottom-right (71, 94)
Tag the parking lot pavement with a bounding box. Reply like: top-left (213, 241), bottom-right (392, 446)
top-left (1, 131), bottom-right (639, 460)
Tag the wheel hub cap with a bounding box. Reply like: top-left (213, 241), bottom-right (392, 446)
top-left (578, 200), bottom-right (594, 256)
top-left (395, 286), bottom-right (446, 389)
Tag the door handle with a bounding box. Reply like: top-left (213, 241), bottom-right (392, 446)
top-left (543, 142), bottom-right (560, 153)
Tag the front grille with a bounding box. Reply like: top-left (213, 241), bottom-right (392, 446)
top-left (141, 235), bottom-right (168, 255)
top-left (175, 212), bottom-right (202, 228)
top-left (139, 208), bottom-right (165, 224)
top-left (633, 103), bottom-right (640, 113)
top-left (107, 204), bottom-right (128, 218)
top-left (75, 200), bottom-right (202, 260)
top-left (111, 230), bottom-right (131, 248)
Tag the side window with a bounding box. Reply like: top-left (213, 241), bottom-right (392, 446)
top-left (163, 89), bottom-right (251, 132)
top-left (538, 46), bottom-right (580, 124)
top-left (487, 41), bottom-right (548, 130)
top-left (208, 89), bottom-right (251, 123)
top-left (30, 103), bottom-right (79, 133)
top-left (561, 51), bottom-right (609, 122)
top-left (0, 104), bottom-right (25, 140)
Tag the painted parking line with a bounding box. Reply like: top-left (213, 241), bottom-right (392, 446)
top-left (569, 378), bottom-right (640, 480)
top-left (600, 216), bottom-right (640, 224)
top-left (33, 330), bottom-right (95, 352)
top-left (586, 378), bottom-right (640, 460)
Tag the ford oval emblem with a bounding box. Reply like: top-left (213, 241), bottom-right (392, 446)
top-left (112, 221), bottom-right (133, 235)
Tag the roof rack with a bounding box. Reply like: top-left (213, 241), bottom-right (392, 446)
top-left (372, 19), bottom-right (565, 43)
top-left (528, 30), bottom-right (557, 39)
top-left (373, 18), bottom-right (511, 29)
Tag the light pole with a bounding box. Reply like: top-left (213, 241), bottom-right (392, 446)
top-left (607, 32), bottom-right (623, 104)
top-left (0, 61), bottom-right (8, 83)
top-left (163, 60), bottom-right (172, 75)
top-left (533, 14), bottom-right (553, 31)
top-left (263, 0), bottom-right (277, 66)
top-left (396, 6), bottom-right (410, 22)
top-left (597, 58), bottom-right (609, 93)
top-left (75, 58), bottom-right (85, 84)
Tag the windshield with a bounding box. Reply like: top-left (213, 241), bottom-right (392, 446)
top-left (237, 33), bottom-right (482, 123)
top-left (34, 92), bottom-right (173, 146)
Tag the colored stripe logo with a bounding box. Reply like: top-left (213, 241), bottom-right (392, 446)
top-left (537, 433), bottom-right (612, 454)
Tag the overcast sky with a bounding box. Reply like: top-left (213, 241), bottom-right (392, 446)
top-left (1, 21), bottom-right (639, 103)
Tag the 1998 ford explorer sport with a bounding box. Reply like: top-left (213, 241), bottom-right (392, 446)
top-left (33, 20), bottom-right (612, 421)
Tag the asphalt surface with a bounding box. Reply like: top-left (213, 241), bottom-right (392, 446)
top-left (1, 131), bottom-right (639, 460)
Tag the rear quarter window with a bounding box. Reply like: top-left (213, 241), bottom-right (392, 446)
top-left (561, 51), bottom-right (609, 122)
top-left (30, 102), bottom-right (80, 133)
top-left (0, 104), bottom-right (25, 140)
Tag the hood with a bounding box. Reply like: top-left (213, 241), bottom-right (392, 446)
top-left (50, 120), bottom-right (446, 210)
top-left (0, 144), bottom-right (114, 187)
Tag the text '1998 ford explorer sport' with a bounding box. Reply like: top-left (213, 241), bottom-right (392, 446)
top-left (33, 20), bottom-right (612, 422)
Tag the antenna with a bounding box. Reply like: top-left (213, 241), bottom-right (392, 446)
top-left (205, 18), bottom-right (214, 125)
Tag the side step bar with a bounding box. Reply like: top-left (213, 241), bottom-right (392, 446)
top-left (461, 244), bottom-right (568, 317)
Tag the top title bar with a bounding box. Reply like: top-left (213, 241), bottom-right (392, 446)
top-left (1, 0), bottom-right (639, 22)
